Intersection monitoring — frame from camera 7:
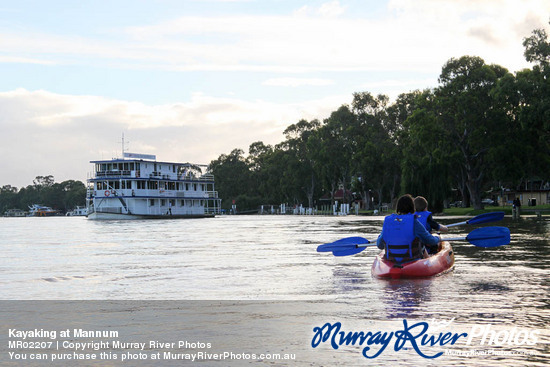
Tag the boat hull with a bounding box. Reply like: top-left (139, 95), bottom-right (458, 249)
top-left (87, 212), bottom-right (216, 220)
top-left (372, 242), bottom-right (455, 279)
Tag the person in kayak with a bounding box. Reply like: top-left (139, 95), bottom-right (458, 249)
top-left (376, 194), bottom-right (441, 264)
top-left (414, 196), bottom-right (448, 254)
top-left (414, 196), bottom-right (449, 232)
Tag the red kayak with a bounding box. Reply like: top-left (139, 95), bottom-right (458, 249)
top-left (371, 242), bottom-right (455, 279)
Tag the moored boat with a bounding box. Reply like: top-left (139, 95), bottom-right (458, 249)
top-left (86, 152), bottom-right (222, 220)
top-left (371, 242), bottom-right (455, 279)
top-left (28, 204), bottom-right (59, 217)
top-left (4, 208), bottom-right (27, 217)
top-left (66, 206), bottom-right (87, 216)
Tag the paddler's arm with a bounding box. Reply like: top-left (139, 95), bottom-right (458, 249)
top-left (414, 219), bottom-right (440, 249)
top-left (376, 230), bottom-right (385, 250)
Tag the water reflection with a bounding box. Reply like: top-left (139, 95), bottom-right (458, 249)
top-left (376, 278), bottom-right (435, 319)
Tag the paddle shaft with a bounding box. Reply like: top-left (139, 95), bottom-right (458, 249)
top-left (447, 211), bottom-right (505, 228)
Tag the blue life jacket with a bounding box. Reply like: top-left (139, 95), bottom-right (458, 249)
top-left (415, 211), bottom-right (432, 232)
top-left (382, 213), bottom-right (421, 264)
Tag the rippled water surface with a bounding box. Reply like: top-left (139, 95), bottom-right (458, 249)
top-left (1, 214), bottom-right (548, 365)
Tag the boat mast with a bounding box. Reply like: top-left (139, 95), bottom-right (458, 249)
top-left (121, 133), bottom-right (129, 158)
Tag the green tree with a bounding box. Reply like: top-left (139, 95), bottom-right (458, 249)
top-left (0, 185), bottom-right (18, 213)
top-left (518, 25), bottom-right (550, 177)
top-left (313, 106), bottom-right (357, 206)
top-left (281, 119), bottom-right (321, 207)
top-left (352, 92), bottom-right (400, 208)
top-left (209, 149), bottom-right (252, 210)
top-left (399, 90), bottom-right (452, 212)
top-left (435, 56), bottom-right (509, 209)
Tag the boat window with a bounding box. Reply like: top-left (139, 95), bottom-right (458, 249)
top-left (161, 199), bottom-right (165, 206)
top-left (149, 199), bottom-right (155, 206)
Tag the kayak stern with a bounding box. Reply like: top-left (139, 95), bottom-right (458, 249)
top-left (372, 242), bottom-right (455, 279)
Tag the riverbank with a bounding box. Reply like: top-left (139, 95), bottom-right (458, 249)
top-left (442, 204), bottom-right (550, 216)
top-left (354, 204), bottom-right (550, 217)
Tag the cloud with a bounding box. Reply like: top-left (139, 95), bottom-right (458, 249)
top-left (2, 1), bottom-right (546, 74)
top-left (318, 1), bottom-right (346, 17)
top-left (0, 89), bottom-right (345, 187)
top-left (262, 77), bottom-right (334, 87)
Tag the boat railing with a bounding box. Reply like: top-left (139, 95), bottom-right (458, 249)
top-left (206, 191), bottom-right (218, 198)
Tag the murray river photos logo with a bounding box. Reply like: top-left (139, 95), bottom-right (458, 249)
top-left (311, 319), bottom-right (540, 359)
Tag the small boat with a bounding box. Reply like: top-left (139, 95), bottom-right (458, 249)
top-left (4, 208), bottom-right (27, 217)
top-left (371, 242), bottom-right (455, 278)
top-left (28, 204), bottom-right (59, 217)
top-left (66, 206), bottom-right (87, 216)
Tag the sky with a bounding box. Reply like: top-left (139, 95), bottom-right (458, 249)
top-left (1, 0), bottom-right (549, 187)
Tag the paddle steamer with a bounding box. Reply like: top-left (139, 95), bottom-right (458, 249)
top-left (86, 152), bottom-right (221, 219)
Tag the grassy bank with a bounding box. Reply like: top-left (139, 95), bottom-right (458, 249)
top-left (356, 204), bottom-right (550, 216)
top-left (442, 204), bottom-right (550, 216)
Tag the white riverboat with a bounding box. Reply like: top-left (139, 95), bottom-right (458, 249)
top-left (86, 153), bottom-right (221, 220)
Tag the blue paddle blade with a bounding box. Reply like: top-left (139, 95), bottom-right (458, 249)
top-left (467, 211), bottom-right (505, 225)
top-left (332, 247), bottom-right (367, 257)
top-left (466, 226), bottom-right (510, 247)
top-left (316, 236), bottom-right (370, 255)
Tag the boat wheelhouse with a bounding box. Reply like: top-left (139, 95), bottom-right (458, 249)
top-left (86, 153), bottom-right (221, 219)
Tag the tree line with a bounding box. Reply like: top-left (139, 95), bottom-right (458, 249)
top-left (0, 175), bottom-right (86, 214)
top-left (1, 26), bottom-right (548, 215)
top-left (209, 25), bottom-right (550, 212)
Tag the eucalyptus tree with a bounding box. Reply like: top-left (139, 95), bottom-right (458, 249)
top-left (312, 106), bottom-right (357, 206)
top-left (519, 25), bottom-right (550, 179)
top-left (281, 119), bottom-right (321, 208)
top-left (398, 90), bottom-right (453, 212)
top-left (351, 92), bottom-right (399, 208)
top-left (0, 185), bottom-right (18, 213)
top-left (435, 56), bottom-right (509, 209)
top-left (488, 25), bottom-right (550, 190)
top-left (246, 141), bottom-right (274, 199)
top-left (209, 148), bottom-right (252, 209)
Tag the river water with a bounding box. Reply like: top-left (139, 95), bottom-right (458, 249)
top-left (0, 214), bottom-right (548, 366)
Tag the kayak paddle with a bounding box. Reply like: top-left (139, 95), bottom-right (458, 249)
top-left (316, 236), bottom-right (375, 256)
top-left (445, 226), bottom-right (511, 247)
top-left (446, 211), bottom-right (505, 228)
top-left (317, 226), bottom-right (511, 256)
